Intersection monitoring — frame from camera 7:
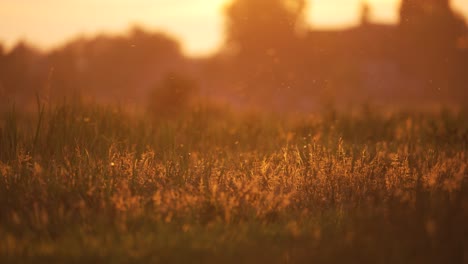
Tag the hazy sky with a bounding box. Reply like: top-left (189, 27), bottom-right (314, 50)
top-left (1, 0), bottom-right (467, 56)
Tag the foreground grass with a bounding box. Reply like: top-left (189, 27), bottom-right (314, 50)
top-left (0, 103), bottom-right (467, 263)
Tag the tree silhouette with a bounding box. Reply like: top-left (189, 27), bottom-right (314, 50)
top-left (47, 27), bottom-right (185, 101)
top-left (221, 0), bottom-right (308, 107)
top-left (0, 42), bottom-right (45, 99)
top-left (399, 0), bottom-right (466, 99)
top-left (225, 0), bottom-right (306, 57)
top-left (400, 0), bottom-right (465, 50)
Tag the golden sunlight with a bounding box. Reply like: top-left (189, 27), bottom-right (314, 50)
top-left (1, 0), bottom-right (468, 262)
top-left (0, 0), bottom-right (467, 55)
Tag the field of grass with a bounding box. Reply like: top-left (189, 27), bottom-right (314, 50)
top-left (0, 101), bottom-right (467, 263)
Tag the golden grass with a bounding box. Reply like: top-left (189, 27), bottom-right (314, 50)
top-left (0, 102), bottom-right (467, 263)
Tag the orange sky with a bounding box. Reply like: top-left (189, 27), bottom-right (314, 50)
top-left (1, 0), bottom-right (467, 56)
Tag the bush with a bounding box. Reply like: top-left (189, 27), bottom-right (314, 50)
top-left (147, 73), bottom-right (199, 119)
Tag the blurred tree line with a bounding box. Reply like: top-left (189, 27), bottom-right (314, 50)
top-left (0, 0), bottom-right (467, 112)
top-left (0, 27), bottom-right (189, 111)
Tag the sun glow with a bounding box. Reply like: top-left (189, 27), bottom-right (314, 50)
top-left (0, 0), bottom-right (467, 56)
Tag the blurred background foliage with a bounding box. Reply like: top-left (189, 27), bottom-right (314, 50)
top-left (0, 0), bottom-right (467, 113)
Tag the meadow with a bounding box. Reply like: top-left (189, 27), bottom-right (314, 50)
top-left (0, 101), bottom-right (467, 263)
